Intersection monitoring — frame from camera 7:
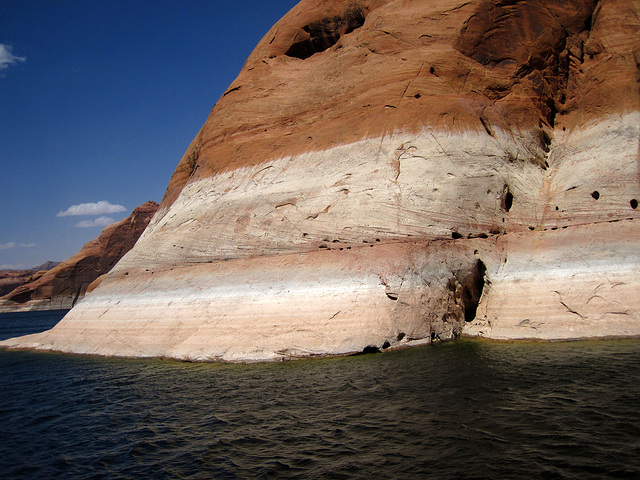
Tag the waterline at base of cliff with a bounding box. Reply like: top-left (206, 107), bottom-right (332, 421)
top-left (2, 312), bottom-right (640, 479)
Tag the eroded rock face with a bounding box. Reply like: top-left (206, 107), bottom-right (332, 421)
top-left (2, 0), bottom-right (639, 360)
top-left (0, 202), bottom-right (158, 311)
top-left (0, 263), bottom-right (60, 297)
top-left (285, 4), bottom-right (366, 59)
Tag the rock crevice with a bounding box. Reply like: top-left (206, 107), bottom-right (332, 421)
top-left (285, 5), bottom-right (366, 59)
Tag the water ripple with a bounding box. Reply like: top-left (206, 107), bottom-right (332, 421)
top-left (1, 313), bottom-right (640, 479)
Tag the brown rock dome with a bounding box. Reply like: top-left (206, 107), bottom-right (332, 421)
top-left (2, 1), bottom-right (639, 360)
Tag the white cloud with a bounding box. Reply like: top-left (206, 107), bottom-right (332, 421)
top-left (0, 242), bottom-right (36, 249)
top-left (0, 44), bottom-right (26, 75)
top-left (75, 216), bottom-right (116, 228)
top-left (57, 201), bottom-right (126, 217)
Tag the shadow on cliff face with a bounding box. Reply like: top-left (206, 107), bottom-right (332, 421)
top-left (460, 259), bottom-right (487, 323)
top-left (440, 259), bottom-right (488, 340)
top-left (285, 5), bottom-right (366, 59)
top-left (455, 0), bottom-right (598, 127)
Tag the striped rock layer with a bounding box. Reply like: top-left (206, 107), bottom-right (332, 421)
top-left (3, 0), bottom-right (640, 360)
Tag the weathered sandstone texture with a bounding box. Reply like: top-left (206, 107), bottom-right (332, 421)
top-left (0, 202), bottom-right (158, 312)
top-left (2, 0), bottom-right (639, 360)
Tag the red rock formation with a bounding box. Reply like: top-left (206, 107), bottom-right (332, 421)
top-left (0, 202), bottom-right (158, 311)
top-left (0, 263), bottom-right (60, 297)
top-left (162, 0), bottom-right (639, 210)
top-left (3, 0), bottom-right (639, 360)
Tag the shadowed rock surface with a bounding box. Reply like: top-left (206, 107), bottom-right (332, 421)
top-left (0, 202), bottom-right (158, 312)
top-left (2, 0), bottom-right (639, 360)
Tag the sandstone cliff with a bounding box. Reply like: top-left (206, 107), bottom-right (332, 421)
top-left (0, 202), bottom-right (158, 312)
top-left (2, 0), bottom-right (639, 360)
top-left (0, 262), bottom-right (61, 297)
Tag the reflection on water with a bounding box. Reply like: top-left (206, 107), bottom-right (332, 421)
top-left (1, 312), bottom-right (639, 479)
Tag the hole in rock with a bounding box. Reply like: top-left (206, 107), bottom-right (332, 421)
top-left (631, 199), bottom-right (638, 209)
top-left (382, 341), bottom-right (391, 349)
top-left (502, 188), bottom-right (513, 212)
top-left (414, 93), bottom-right (422, 99)
top-left (461, 260), bottom-right (487, 322)
top-left (361, 345), bottom-right (380, 355)
top-left (397, 332), bottom-right (406, 341)
top-left (285, 6), bottom-right (365, 59)
top-left (386, 292), bottom-right (398, 301)
top-left (429, 66), bottom-right (435, 74)
top-left (451, 231), bottom-right (463, 239)
top-left (8, 291), bottom-right (32, 304)
top-left (591, 191), bottom-right (600, 200)
top-left (545, 99), bottom-right (557, 127)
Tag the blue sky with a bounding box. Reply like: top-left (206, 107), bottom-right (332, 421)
top-left (0, 0), bottom-right (299, 269)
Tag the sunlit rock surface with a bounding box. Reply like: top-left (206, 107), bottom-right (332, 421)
top-left (2, 0), bottom-right (639, 360)
top-left (0, 262), bottom-right (60, 298)
top-left (0, 202), bottom-right (158, 312)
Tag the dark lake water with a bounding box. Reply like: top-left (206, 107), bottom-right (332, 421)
top-left (1, 310), bottom-right (639, 479)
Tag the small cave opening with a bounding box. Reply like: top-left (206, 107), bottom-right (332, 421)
top-left (591, 191), bottom-right (600, 200)
top-left (361, 345), bottom-right (381, 355)
top-left (631, 199), bottom-right (638, 209)
top-left (285, 6), bottom-right (365, 59)
top-left (8, 290), bottom-right (32, 304)
top-left (461, 260), bottom-right (487, 322)
top-left (501, 185), bottom-right (514, 212)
